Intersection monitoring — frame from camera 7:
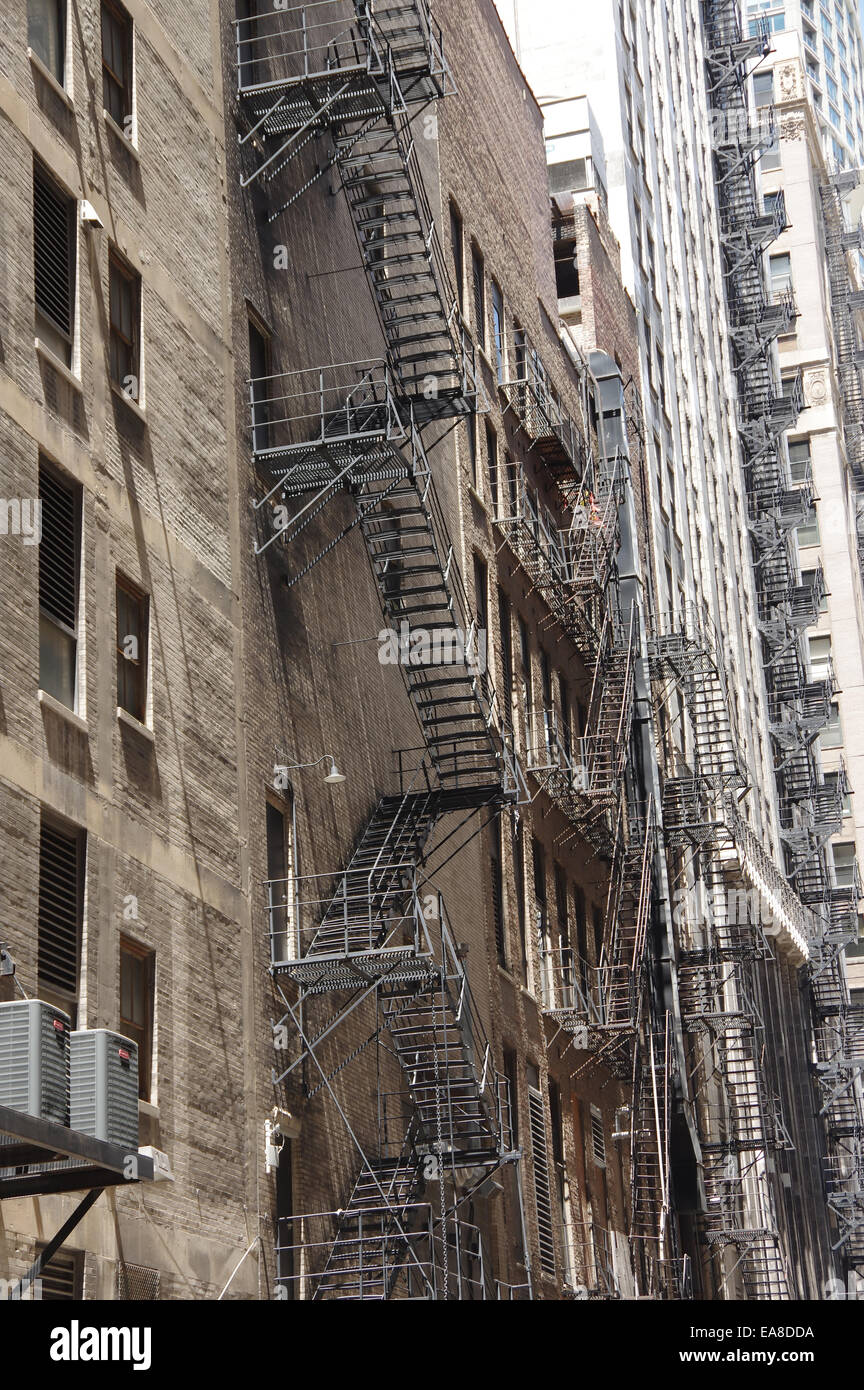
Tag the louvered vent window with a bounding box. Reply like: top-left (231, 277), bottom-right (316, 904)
top-left (33, 163), bottom-right (75, 366)
top-left (590, 1105), bottom-right (606, 1168)
top-left (38, 821), bottom-right (82, 1019)
top-left (36, 1245), bottom-right (83, 1300)
top-left (38, 460), bottom-right (80, 709)
top-left (528, 1080), bottom-right (556, 1277)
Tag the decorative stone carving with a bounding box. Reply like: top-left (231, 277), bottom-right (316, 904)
top-left (777, 63), bottom-right (800, 102)
top-left (780, 114), bottom-right (806, 143)
top-left (804, 369), bottom-right (829, 407)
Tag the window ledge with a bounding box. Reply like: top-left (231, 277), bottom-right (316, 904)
top-left (28, 48), bottom-right (74, 109)
top-left (117, 706), bottom-right (154, 742)
top-left (138, 1099), bottom-right (159, 1119)
top-left (35, 339), bottom-right (83, 394)
top-left (110, 383), bottom-right (147, 424)
top-left (103, 108), bottom-right (141, 162)
top-left (38, 688), bottom-right (88, 733)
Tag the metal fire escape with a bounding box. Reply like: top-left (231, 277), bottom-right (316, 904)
top-left (701, 0), bottom-right (864, 1284)
top-left (819, 170), bottom-right (864, 480)
top-left (233, 1), bottom-right (536, 1298)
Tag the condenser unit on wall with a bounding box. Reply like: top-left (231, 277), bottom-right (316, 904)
top-left (70, 1029), bottom-right (139, 1151)
top-left (0, 999), bottom-right (71, 1135)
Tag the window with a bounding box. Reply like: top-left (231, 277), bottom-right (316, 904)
top-left (511, 824), bottom-right (528, 981)
top-left (801, 568), bottom-right (828, 613)
top-left (808, 633), bottom-right (832, 679)
top-left (39, 459), bottom-right (80, 710)
top-left (769, 251), bottom-right (793, 296)
top-left (38, 819), bottom-right (83, 1023)
top-left (119, 937), bottom-right (154, 1101)
top-left (248, 316), bottom-right (272, 452)
top-left (489, 817), bottom-right (506, 966)
top-left (267, 798), bottom-right (296, 964)
top-left (471, 243), bottom-right (485, 350)
top-left (101, 0), bottom-right (133, 129)
top-left (36, 1246), bottom-right (83, 1300)
top-left (527, 1069), bottom-right (556, 1277)
top-left (520, 619), bottom-right (533, 748)
top-left (33, 163), bottom-right (76, 367)
top-left (833, 842), bottom-right (858, 888)
top-left (497, 588), bottom-right (513, 723)
top-left (788, 436), bottom-right (811, 483)
top-left (449, 201), bottom-right (464, 311)
top-left (762, 135), bottom-right (782, 170)
top-left (109, 250), bottom-right (141, 398)
top-left (798, 501), bottom-right (820, 547)
top-left (554, 243), bottom-right (580, 300)
top-left (821, 701), bottom-right (843, 749)
top-left (503, 1048), bottom-right (519, 1145)
top-left (28, 0), bottom-right (65, 84)
top-left (465, 416), bottom-right (477, 488)
top-left (116, 575), bottom-right (148, 722)
top-left (590, 1105), bottom-right (606, 1167)
top-left (753, 70), bottom-right (774, 106)
top-left (485, 422), bottom-right (499, 513)
top-left (491, 280), bottom-right (505, 382)
top-left (276, 1133), bottom-right (295, 1296)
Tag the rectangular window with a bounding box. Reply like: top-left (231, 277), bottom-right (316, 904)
top-left (798, 501), bottom-right (820, 547)
top-left (832, 842), bottom-right (858, 888)
top-left (491, 279), bottom-right (505, 383)
top-left (753, 71), bottom-right (774, 106)
top-left (788, 436), bottom-right (811, 483)
top-left (267, 798), bottom-right (296, 963)
top-left (520, 619), bottom-right (533, 752)
top-left (465, 417), bottom-right (477, 488)
top-left (801, 567), bottom-right (828, 613)
top-left (513, 825), bottom-right (527, 982)
top-left (116, 574), bottom-right (148, 722)
top-left (249, 316), bottom-right (272, 453)
top-left (497, 588), bottom-right (513, 723)
top-left (101, 0), bottom-right (133, 128)
top-left (449, 201), bottom-right (464, 312)
top-left (503, 1048), bottom-right (519, 1145)
top-left (119, 936), bottom-right (154, 1101)
top-left (38, 459), bottom-right (80, 710)
top-left (485, 422), bottom-right (499, 513)
top-left (590, 1105), bottom-right (606, 1167)
top-left (808, 633), bottom-right (832, 679)
top-left (33, 163), bottom-right (76, 367)
top-left (489, 816), bottom-right (506, 967)
top-left (471, 243), bottom-right (486, 350)
top-left (109, 250), bottom-right (141, 397)
top-left (821, 701), bottom-right (843, 749)
top-left (769, 251), bottom-right (793, 296)
top-left (528, 1072), bottom-right (556, 1277)
top-left (28, 0), bottom-right (66, 85)
top-left (38, 819), bottom-right (83, 1023)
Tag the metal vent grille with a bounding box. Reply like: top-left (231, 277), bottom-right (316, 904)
top-left (38, 822), bottom-right (80, 997)
top-left (117, 1262), bottom-right (160, 1301)
top-left (33, 166), bottom-right (73, 337)
top-left (528, 1083), bottom-right (556, 1277)
top-left (37, 1246), bottom-right (82, 1300)
top-left (38, 464), bottom-right (79, 628)
top-left (590, 1106), bottom-right (606, 1168)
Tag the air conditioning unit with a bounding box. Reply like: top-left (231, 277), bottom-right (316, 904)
top-left (70, 1030), bottom-right (139, 1151)
top-left (0, 999), bottom-right (71, 1136)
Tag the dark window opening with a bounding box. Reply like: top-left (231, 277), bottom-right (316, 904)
top-left (101, 0), bottom-right (133, 128)
top-left (109, 250), bottom-right (141, 395)
top-left (120, 936), bottom-right (154, 1101)
top-left (33, 162), bottom-right (75, 366)
top-left (116, 574), bottom-right (148, 722)
top-left (38, 819), bottom-right (83, 1024)
top-left (38, 459), bottom-right (80, 709)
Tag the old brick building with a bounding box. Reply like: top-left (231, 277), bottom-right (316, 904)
top-left (0, 0), bottom-right (860, 1304)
